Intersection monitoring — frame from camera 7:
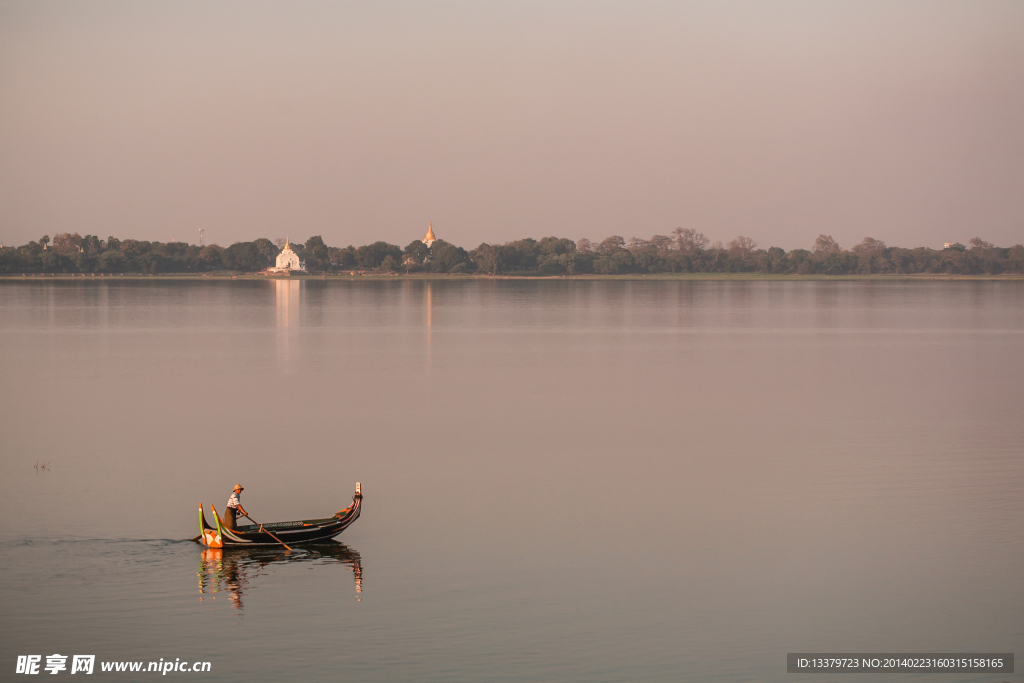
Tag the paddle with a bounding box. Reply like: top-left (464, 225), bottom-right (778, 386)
top-left (243, 514), bottom-right (294, 552)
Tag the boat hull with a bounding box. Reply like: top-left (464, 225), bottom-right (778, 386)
top-left (198, 484), bottom-right (362, 547)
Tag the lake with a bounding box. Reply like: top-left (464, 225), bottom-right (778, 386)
top-left (1, 278), bottom-right (1021, 682)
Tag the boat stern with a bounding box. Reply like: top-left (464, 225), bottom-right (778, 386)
top-left (204, 504), bottom-right (224, 548)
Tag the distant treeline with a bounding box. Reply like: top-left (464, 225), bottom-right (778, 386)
top-left (2, 230), bottom-right (1022, 276)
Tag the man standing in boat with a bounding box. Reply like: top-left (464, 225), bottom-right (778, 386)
top-left (225, 484), bottom-right (248, 531)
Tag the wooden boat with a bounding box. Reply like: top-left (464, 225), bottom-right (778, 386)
top-left (197, 483), bottom-right (362, 548)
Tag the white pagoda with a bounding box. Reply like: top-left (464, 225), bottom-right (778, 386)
top-left (267, 238), bottom-right (306, 274)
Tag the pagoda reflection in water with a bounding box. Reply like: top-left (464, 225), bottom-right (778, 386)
top-left (197, 542), bottom-right (362, 612)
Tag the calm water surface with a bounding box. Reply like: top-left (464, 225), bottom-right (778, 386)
top-left (1, 279), bottom-right (1021, 682)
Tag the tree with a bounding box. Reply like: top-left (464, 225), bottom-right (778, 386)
top-left (727, 236), bottom-right (757, 257)
top-left (611, 250), bottom-right (636, 271)
top-left (537, 236), bottom-right (576, 255)
top-left (760, 246), bottom-right (787, 273)
top-left (137, 251), bottom-right (167, 274)
top-left (81, 235), bottom-right (103, 256)
top-left (402, 255), bottom-right (422, 273)
top-left (224, 242), bottom-right (264, 271)
top-left (52, 232), bottom-right (83, 255)
top-left (4, 230), bottom-right (1020, 276)
top-left (97, 249), bottom-right (128, 273)
top-left (562, 252), bottom-right (594, 274)
top-left (707, 241), bottom-right (726, 269)
top-left (597, 235), bottom-right (626, 254)
top-left (1008, 245), bottom-right (1024, 272)
top-left (537, 253), bottom-right (565, 274)
top-left (592, 256), bottom-right (620, 274)
top-left (498, 238), bottom-right (539, 271)
top-left (302, 235), bottom-right (329, 270)
top-left (120, 239), bottom-right (143, 256)
top-left (627, 237), bottom-right (654, 253)
top-left (428, 240), bottom-right (471, 273)
top-left (852, 237), bottom-right (887, 255)
top-left (403, 240), bottom-right (430, 265)
top-left (672, 228), bottom-right (708, 253)
top-left (356, 241), bottom-right (402, 269)
top-left (471, 243), bottom-right (504, 274)
top-left (253, 238), bottom-right (279, 266)
top-left (199, 245), bottom-right (223, 269)
top-left (813, 234), bottom-right (841, 253)
top-left (649, 235), bottom-right (674, 251)
top-left (330, 246), bottom-right (356, 268)
top-left (40, 250), bottom-right (64, 272)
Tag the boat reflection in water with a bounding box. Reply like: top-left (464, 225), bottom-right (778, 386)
top-left (197, 542), bottom-right (362, 611)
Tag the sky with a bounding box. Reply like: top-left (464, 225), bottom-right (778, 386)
top-left (1, 1), bottom-right (1022, 251)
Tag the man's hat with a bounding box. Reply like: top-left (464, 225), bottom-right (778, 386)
top-left (233, 484), bottom-right (244, 491)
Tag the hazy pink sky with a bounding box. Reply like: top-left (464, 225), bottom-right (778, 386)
top-left (1, 1), bottom-right (1021, 251)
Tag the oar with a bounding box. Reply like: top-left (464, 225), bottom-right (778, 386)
top-left (243, 514), bottom-right (293, 552)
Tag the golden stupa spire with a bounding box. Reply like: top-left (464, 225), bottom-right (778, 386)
top-left (424, 223), bottom-right (435, 242)
top-left (285, 236), bottom-right (290, 250)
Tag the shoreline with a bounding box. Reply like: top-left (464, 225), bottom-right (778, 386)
top-left (2, 272), bottom-right (1023, 282)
